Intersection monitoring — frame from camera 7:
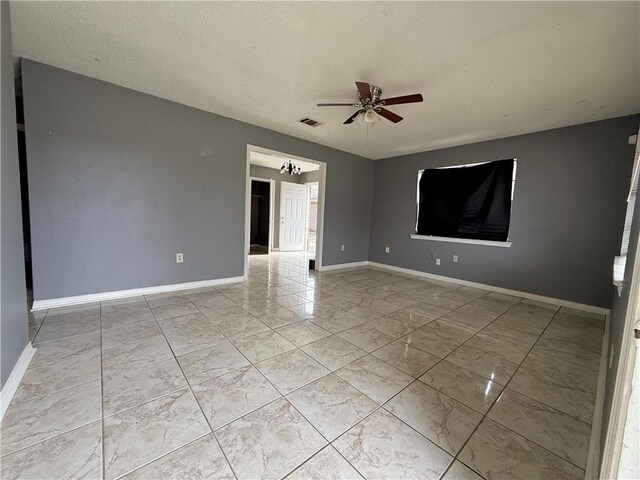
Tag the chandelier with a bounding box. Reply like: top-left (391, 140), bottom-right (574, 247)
top-left (280, 159), bottom-right (301, 176)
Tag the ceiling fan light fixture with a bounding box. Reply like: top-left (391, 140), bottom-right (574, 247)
top-left (354, 112), bottom-right (365, 126)
top-left (364, 109), bottom-right (380, 124)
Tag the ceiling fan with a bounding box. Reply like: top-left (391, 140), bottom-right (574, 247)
top-left (317, 81), bottom-right (423, 125)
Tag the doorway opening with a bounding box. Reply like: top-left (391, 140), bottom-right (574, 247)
top-left (249, 178), bottom-right (273, 255)
top-left (306, 182), bottom-right (319, 254)
top-left (244, 145), bottom-right (326, 276)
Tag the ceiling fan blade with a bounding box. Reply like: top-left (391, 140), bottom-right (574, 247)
top-left (377, 108), bottom-right (403, 123)
top-left (317, 103), bottom-right (355, 107)
top-left (344, 110), bottom-right (362, 124)
top-left (381, 93), bottom-right (423, 106)
top-left (355, 82), bottom-right (371, 101)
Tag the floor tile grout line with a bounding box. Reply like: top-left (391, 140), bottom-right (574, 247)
top-left (324, 385), bottom-right (455, 479)
top-left (311, 285), bottom-right (591, 477)
top-left (17, 262), bottom-right (600, 479)
top-left (178, 286), bottom-right (363, 478)
top-left (288, 444), bottom-right (366, 480)
top-left (186, 278), bottom-right (383, 479)
top-left (111, 431), bottom-right (212, 480)
top-left (277, 398), bottom-right (365, 480)
top-left (31, 324), bottom-right (102, 348)
top-left (0, 417), bottom-right (103, 460)
top-left (28, 308), bottom-right (49, 344)
top-left (8, 366), bottom-right (102, 407)
top-left (269, 281), bottom-right (487, 471)
top-left (102, 385), bottom-right (193, 420)
top-left (367, 294), bottom-right (533, 479)
top-left (448, 299), bottom-right (602, 424)
top-left (445, 304), bottom-right (590, 477)
top-left (147, 301), bottom-right (241, 480)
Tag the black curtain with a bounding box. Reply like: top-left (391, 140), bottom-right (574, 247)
top-left (416, 159), bottom-right (514, 241)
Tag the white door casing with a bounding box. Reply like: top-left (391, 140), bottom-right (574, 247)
top-left (280, 181), bottom-right (308, 251)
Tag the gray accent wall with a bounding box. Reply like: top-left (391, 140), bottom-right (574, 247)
top-left (21, 60), bottom-right (374, 301)
top-left (299, 170), bottom-right (320, 184)
top-left (369, 116), bottom-right (640, 308)
top-left (1, 2), bottom-right (29, 388)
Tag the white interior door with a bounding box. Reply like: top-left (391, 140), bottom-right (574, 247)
top-left (280, 181), bottom-right (308, 251)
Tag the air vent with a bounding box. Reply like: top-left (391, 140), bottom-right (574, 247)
top-left (298, 117), bottom-right (322, 127)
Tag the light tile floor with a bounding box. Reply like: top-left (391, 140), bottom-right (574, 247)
top-left (2, 253), bottom-right (605, 479)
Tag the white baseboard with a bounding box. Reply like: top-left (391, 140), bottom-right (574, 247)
top-left (0, 343), bottom-right (36, 422)
top-left (585, 313), bottom-right (611, 480)
top-left (319, 261), bottom-right (369, 272)
top-left (367, 261), bottom-right (610, 315)
top-left (31, 275), bottom-right (245, 311)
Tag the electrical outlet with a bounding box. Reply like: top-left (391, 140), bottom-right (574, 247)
top-left (176, 253), bottom-right (184, 263)
top-left (384, 246), bottom-right (390, 254)
top-left (453, 255), bottom-right (459, 263)
top-left (435, 258), bottom-right (441, 266)
top-left (341, 244), bottom-right (345, 251)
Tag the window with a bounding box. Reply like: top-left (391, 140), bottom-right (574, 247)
top-left (415, 159), bottom-right (516, 243)
top-left (614, 139), bottom-right (640, 291)
top-left (621, 153), bottom-right (640, 257)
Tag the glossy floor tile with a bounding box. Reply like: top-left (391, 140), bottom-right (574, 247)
top-left (488, 388), bottom-right (591, 468)
top-left (0, 421), bottom-right (102, 480)
top-left (1, 380), bottom-right (101, 456)
top-left (286, 374), bottom-right (377, 440)
top-left (335, 355), bottom-right (412, 404)
top-left (333, 409), bottom-right (452, 479)
top-left (458, 418), bottom-right (584, 479)
top-left (122, 434), bottom-right (234, 480)
top-left (286, 445), bottom-right (364, 480)
top-left (215, 398), bottom-right (326, 479)
top-left (255, 349), bottom-right (330, 394)
top-left (371, 340), bottom-right (440, 377)
top-left (419, 360), bottom-right (502, 413)
top-left (385, 380), bottom-right (482, 455)
top-left (301, 335), bottom-right (367, 370)
top-left (102, 357), bottom-right (188, 416)
top-left (2, 253), bottom-right (605, 479)
top-left (103, 389), bottom-right (210, 479)
top-left (192, 365), bottom-right (279, 430)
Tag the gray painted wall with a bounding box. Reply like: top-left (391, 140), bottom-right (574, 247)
top-left (369, 116), bottom-right (640, 308)
top-left (1, 2), bottom-right (29, 388)
top-left (601, 128), bottom-right (640, 466)
top-left (299, 170), bottom-right (320, 184)
top-left (22, 60), bottom-right (374, 300)
top-left (249, 164), bottom-right (304, 250)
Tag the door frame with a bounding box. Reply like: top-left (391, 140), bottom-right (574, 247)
top-left (305, 181), bottom-right (319, 254)
top-left (279, 180), bottom-right (308, 252)
top-left (249, 176), bottom-right (275, 255)
top-left (244, 145), bottom-right (326, 278)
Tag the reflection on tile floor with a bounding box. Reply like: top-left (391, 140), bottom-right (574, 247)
top-left (6, 252), bottom-right (604, 479)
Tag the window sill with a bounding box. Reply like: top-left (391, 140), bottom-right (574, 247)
top-left (410, 234), bottom-right (512, 248)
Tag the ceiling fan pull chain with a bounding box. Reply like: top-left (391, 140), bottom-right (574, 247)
top-left (365, 123), bottom-right (369, 151)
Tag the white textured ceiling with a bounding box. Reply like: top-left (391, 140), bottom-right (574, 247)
top-left (10, 1), bottom-right (640, 160)
top-left (250, 151), bottom-right (319, 173)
